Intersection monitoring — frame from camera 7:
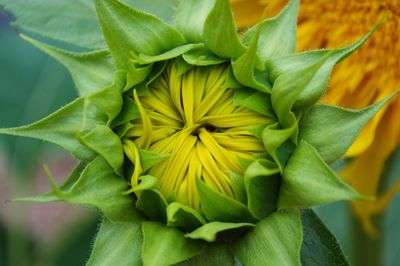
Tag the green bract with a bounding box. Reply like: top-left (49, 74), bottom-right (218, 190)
top-left (1, 0), bottom-right (398, 265)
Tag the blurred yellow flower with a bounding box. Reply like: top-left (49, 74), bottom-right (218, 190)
top-left (231, 0), bottom-right (400, 236)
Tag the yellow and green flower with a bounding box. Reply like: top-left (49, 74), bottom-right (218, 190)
top-left (0, 0), bottom-right (398, 265)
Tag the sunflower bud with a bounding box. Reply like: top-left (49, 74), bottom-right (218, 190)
top-left (1, 0), bottom-right (398, 265)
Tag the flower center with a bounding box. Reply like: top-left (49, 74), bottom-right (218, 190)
top-left (123, 61), bottom-right (271, 209)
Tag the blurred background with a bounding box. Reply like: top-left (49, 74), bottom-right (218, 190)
top-left (0, 2), bottom-right (399, 266)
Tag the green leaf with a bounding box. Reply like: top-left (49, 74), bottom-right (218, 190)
top-left (233, 88), bottom-right (274, 118)
top-left (124, 0), bottom-right (180, 23)
top-left (94, 0), bottom-right (186, 70)
top-left (266, 22), bottom-right (380, 110)
top-left (182, 46), bottom-right (226, 66)
top-left (202, 0), bottom-right (245, 58)
top-left (299, 90), bottom-right (400, 163)
top-left (300, 209), bottom-right (349, 266)
top-left (196, 179), bottom-right (255, 223)
top-left (230, 172), bottom-right (247, 204)
top-left (232, 30), bottom-right (272, 93)
top-left (134, 44), bottom-right (203, 64)
top-left (0, 97), bottom-right (103, 160)
top-left (167, 202), bottom-right (206, 232)
top-left (20, 34), bottom-right (113, 97)
top-left (125, 61), bottom-right (153, 91)
top-left (243, 0), bottom-right (299, 60)
top-left (111, 96), bottom-right (140, 128)
top-left (17, 157), bottom-right (142, 222)
top-left (86, 217), bottom-right (142, 266)
top-left (185, 244), bottom-right (234, 266)
top-left (185, 222), bottom-right (254, 242)
top-left (136, 189), bottom-right (168, 222)
top-left (173, 0), bottom-right (215, 43)
top-left (142, 222), bottom-right (205, 266)
top-left (233, 209), bottom-right (302, 266)
top-left (139, 150), bottom-right (169, 172)
top-left (0, 0), bottom-right (105, 50)
top-left (80, 125), bottom-right (124, 174)
top-left (266, 21), bottom-right (380, 81)
top-left (279, 141), bottom-right (363, 209)
top-left (244, 159), bottom-right (280, 219)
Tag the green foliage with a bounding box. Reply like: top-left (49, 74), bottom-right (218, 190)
top-left (300, 209), bottom-right (349, 266)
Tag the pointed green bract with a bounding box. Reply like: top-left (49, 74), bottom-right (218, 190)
top-left (173, 0), bottom-right (215, 43)
top-left (233, 88), bottom-right (274, 117)
top-left (244, 159), bottom-right (280, 219)
top-left (266, 21), bottom-right (380, 82)
top-left (233, 210), bottom-right (302, 266)
top-left (196, 179), bottom-right (255, 223)
top-left (185, 222), bottom-right (254, 242)
top-left (142, 222), bottom-right (205, 266)
top-left (186, 244), bottom-right (234, 266)
top-left (182, 47), bottom-right (226, 66)
top-left (0, 98), bottom-right (102, 160)
top-left (80, 125), bottom-right (124, 174)
top-left (139, 150), bottom-right (169, 172)
top-left (167, 203), bottom-right (206, 232)
top-left (232, 30), bottom-right (271, 93)
top-left (21, 34), bottom-right (113, 96)
top-left (279, 141), bottom-right (363, 209)
top-left (203, 0), bottom-right (245, 58)
top-left (243, 0), bottom-right (299, 61)
top-left (299, 90), bottom-right (400, 163)
top-left (86, 218), bottom-right (143, 266)
top-left (94, 0), bottom-right (185, 70)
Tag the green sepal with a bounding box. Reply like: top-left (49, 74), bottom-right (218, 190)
top-left (262, 122), bottom-right (297, 171)
top-left (196, 179), bottom-right (256, 223)
top-left (125, 61), bottom-right (153, 92)
top-left (244, 159), bottom-right (280, 219)
top-left (300, 209), bottom-right (349, 266)
top-left (133, 43), bottom-right (204, 64)
top-left (232, 29), bottom-right (271, 93)
top-left (267, 22), bottom-right (380, 110)
top-left (140, 150), bottom-right (170, 172)
top-left (233, 209), bottom-right (302, 266)
top-left (233, 88), bottom-right (275, 118)
top-left (134, 176), bottom-right (167, 222)
top-left (133, 175), bottom-right (160, 191)
top-left (0, 98), bottom-right (103, 160)
top-left (299, 90), bottom-right (400, 163)
top-left (230, 172), bottom-right (247, 204)
top-left (79, 125), bottom-right (124, 175)
top-left (20, 34), bottom-right (113, 97)
top-left (86, 217), bottom-right (143, 266)
top-left (182, 46), bottom-right (227, 66)
top-left (185, 222), bottom-right (254, 242)
top-left (185, 244), bottom-right (234, 266)
top-left (17, 157), bottom-right (142, 222)
top-left (173, 0), bottom-right (215, 43)
top-left (166, 202), bottom-right (207, 232)
top-left (111, 96), bottom-right (140, 128)
top-left (86, 73), bottom-right (125, 123)
top-left (142, 221), bottom-right (205, 266)
top-left (279, 141), bottom-right (364, 209)
top-left (243, 0), bottom-right (299, 60)
top-left (202, 0), bottom-right (245, 58)
top-left (94, 0), bottom-right (185, 70)
top-left (266, 21), bottom-right (380, 81)
top-left (136, 189), bottom-right (168, 222)
top-left (114, 122), bottom-right (133, 138)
